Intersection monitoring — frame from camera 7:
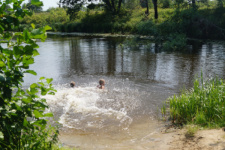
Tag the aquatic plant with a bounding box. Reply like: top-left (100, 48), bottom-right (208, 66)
top-left (167, 76), bottom-right (225, 127)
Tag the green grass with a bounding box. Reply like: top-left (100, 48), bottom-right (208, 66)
top-left (167, 76), bottom-right (225, 128)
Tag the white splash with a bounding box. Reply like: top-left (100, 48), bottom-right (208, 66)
top-left (44, 86), bottom-right (133, 131)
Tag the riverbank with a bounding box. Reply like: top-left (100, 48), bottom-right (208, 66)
top-left (21, 7), bottom-right (225, 41)
top-left (164, 127), bottom-right (225, 150)
top-left (57, 125), bottom-right (225, 150)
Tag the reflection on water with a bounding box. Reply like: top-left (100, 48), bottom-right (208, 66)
top-left (25, 36), bottom-right (225, 89)
top-left (25, 35), bottom-right (225, 149)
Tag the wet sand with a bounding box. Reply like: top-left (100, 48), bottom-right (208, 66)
top-left (59, 126), bottom-right (225, 150)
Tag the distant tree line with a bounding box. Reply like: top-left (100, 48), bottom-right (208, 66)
top-left (58, 0), bottom-right (224, 20)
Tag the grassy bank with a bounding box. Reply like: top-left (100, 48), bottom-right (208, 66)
top-left (20, 6), bottom-right (225, 41)
top-left (163, 76), bottom-right (225, 128)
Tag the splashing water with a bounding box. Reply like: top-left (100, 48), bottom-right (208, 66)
top-left (44, 84), bottom-right (141, 133)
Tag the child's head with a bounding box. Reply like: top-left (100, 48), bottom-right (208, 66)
top-left (99, 79), bottom-right (105, 86)
top-left (70, 81), bottom-right (76, 87)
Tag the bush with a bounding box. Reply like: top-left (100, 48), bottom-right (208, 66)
top-left (0, 1), bottom-right (58, 149)
top-left (22, 8), bottom-right (69, 29)
top-left (163, 33), bottom-right (187, 51)
top-left (136, 20), bottom-right (158, 35)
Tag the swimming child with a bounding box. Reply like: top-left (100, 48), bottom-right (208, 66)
top-left (70, 81), bottom-right (76, 88)
top-left (97, 79), bottom-right (105, 89)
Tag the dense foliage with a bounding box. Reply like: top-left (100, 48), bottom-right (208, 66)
top-left (21, 8), bottom-right (69, 31)
top-left (0, 0), bottom-right (58, 149)
top-left (18, 0), bottom-right (225, 52)
top-left (21, 5), bottom-right (225, 40)
top-left (59, 0), bottom-right (123, 19)
top-left (166, 76), bottom-right (225, 127)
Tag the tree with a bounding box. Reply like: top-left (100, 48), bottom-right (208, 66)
top-left (0, 0), bottom-right (58, 149)
top-left (59, 0), bottom-right (88, 20)
top-left (59, 0), bottom-right (124, 20)
top-left (102, 0), bottom-right (123, 14)
top-left (145, 0), bottom-right (149, 15)
top-left (153, 0), bottom-right (158, 19)
top-left (23, 0), bottom-right (43, 12)
top-left (217, 0), bottom-right (224, 8)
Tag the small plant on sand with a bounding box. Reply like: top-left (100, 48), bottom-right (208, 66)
top-left (185, 125), bottom-right (199, 138)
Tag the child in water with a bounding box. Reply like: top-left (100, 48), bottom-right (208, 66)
top-left (97, 79), bottom-right (105, 89)
top-left (70, 81), bottom-right (76, 88)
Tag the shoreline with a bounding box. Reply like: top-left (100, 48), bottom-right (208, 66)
top-left (59, 126), bottom-right (225, 150)
top-left (47, 32), bottom-right (223, 42)
top-left (160, 126), bottom-right (225, 150)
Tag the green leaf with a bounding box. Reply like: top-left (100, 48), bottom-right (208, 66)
top-left (23, 29), bottom-right (30, 42)
top-left (31, 28), bottom-right (47, 41)
top-left (13, 46), bottom-right (23, 57)
top-left (38, 82), bottom-right (44, 86)
top-left (24, 45), bottom-right (34, 55)
top-left (14, 32), bottom-right (22, 36)
top-left (0, 61), bottom-right (5, 67)
top-left (32, 119), bottom-right (47, 127)
top-left (22, 56), bottom-right (34, 65)
top-left (48, 92), bottom-right (55, 95)
top-left (46, 78), bottom-right (53, 84)
top-left (32, 49), bottom-right (39, 56)
top-left (44, 25), bottom-right (52, 31)
top-left (11, 103), bottom-right (22, 111)
top-left (31, 28), bottom-right (43, 36)
top-left (39, 77), bottom-right (45, 80)
top-left (22, 98), bottom-right (32, 103)
top-left (24, 70), bottom-right (37, 75)
top-left (23, 118), bottom-right (28, 127)
top-left (0, 131), bottom-right (3, 139)
top-left (41, 87), bottom-right (47, 95)
top-left (33, 110), bottom-right (43, 118)
top-left (31, 0), bottom-right (43, 7)
top-left (3, 49), bottom-right (13, 56)
top-left (31, 23), bottom-right (35, 29)
top-left (5, 0), bottom-right (17, 4)
top-left (30, 83), bottom-right (38, 89)
top-left (0, 75), bottom-right (5, 82)
top-left (44, 113), bottom-right (53, 117)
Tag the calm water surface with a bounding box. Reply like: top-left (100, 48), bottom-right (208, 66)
top-left (24, 35), bottom-right (225, 149)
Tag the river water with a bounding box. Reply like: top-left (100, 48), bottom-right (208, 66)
top-left (24, 34), bottom-right (225, 149)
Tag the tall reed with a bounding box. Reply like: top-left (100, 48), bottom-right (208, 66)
top-left (168, 77), bottom-right (225, 127)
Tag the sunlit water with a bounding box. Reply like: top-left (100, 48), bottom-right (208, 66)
top-left (23, 34), bottom-right (225, 149)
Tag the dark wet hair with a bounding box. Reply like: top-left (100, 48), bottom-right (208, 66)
top-left (99, 79), bottom-right (105, 85)
top-left (70, 81), bottom-right (75, 87)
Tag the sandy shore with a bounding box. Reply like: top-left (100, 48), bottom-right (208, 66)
top-left (60, 127), bottom-right (225, 150)
top-left (59, 121), bottom-right (225, 150)
top-left (159, 127), bottom-right (225, 150)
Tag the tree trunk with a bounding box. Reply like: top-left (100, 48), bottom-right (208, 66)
top-left (145, 0), bottom-right (149, 15)
top-left (110, 0), bottom-right (116, 14)
top-left (192, 0), bottom-right (196, 8)
top-left (104, 0), bottom-right (113, 12)
top-left (153, 0), bottom-right (158, 19)
top-left (117, 0), bottom-right (123, 13)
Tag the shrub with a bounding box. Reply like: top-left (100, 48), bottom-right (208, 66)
top-left (136, 20), bottom-right (158, 35)
top-left (163, 33), bottom-right (187, 51)
top-left (0, 0), bottom-right (58, 149)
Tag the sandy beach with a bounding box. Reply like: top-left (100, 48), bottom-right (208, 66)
top-left (157, 127), bottom-right (225, 150)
